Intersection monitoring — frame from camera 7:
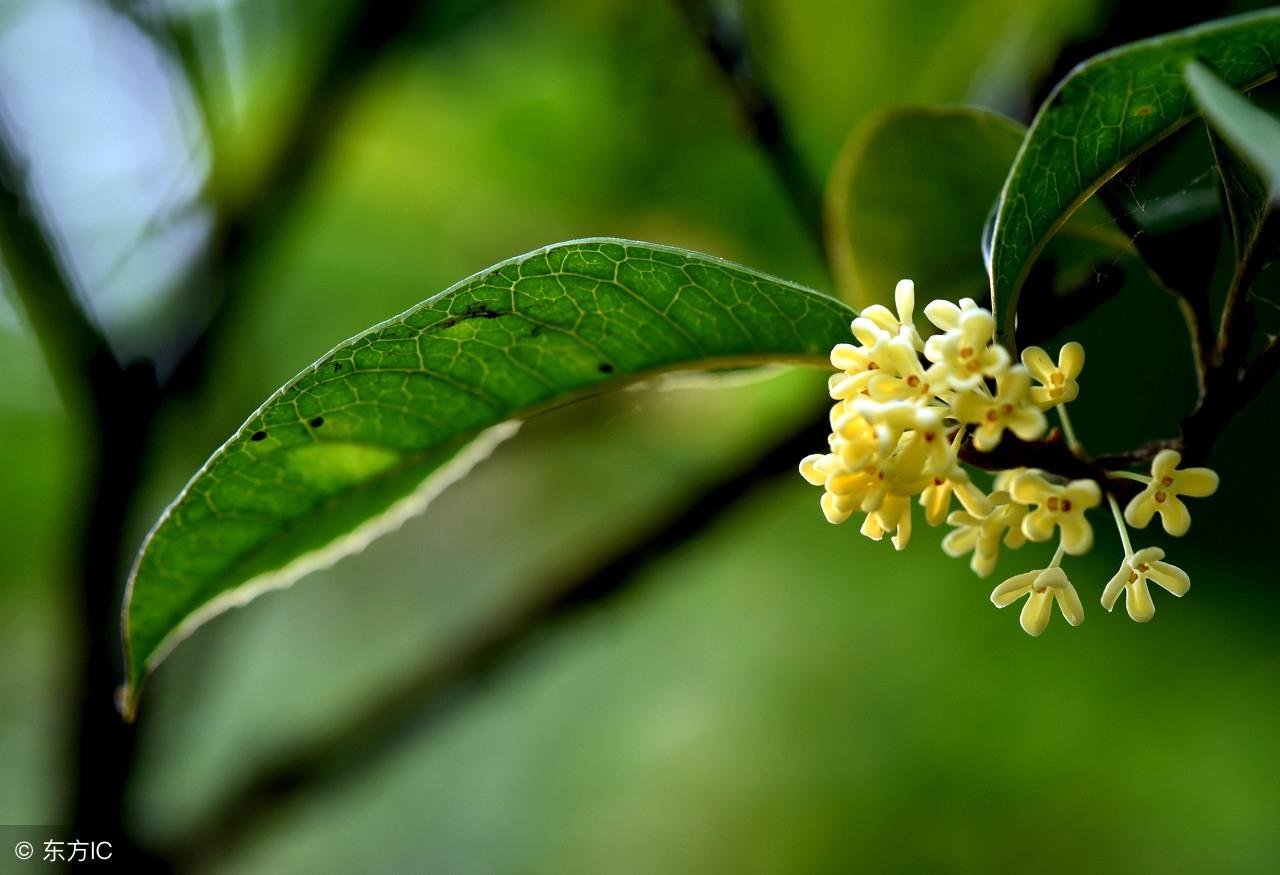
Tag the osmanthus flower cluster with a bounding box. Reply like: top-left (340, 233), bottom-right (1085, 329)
top-left (799, 280), bottom-right (1220, 636)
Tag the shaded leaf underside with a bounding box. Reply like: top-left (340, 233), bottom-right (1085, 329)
top-left (121, 238), bottom-right (855, 715)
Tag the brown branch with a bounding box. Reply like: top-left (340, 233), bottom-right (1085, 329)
top-left (1215, 214), bottom-right (1274, 374)
top-left (670, 0), bottom-right (826, 261)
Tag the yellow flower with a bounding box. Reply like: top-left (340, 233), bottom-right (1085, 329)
top-left (1021, 342), bottom-right (1083, 408)
top-left (919, 464), bottom-right (990, 526)
top-left (922, 296), bottom-right (979, 332)
top-left (924, 307), bottom-right (1010, 390)
top-left (941, 492), bottom-right (1026, 577)
top-left (860, 493), bottom-right (913, 550)
top-left (1010, 471), bottom-right (1100, 554)
top-left (851, 398), bottom-right (944, 458)
top-left (991, 566), bottom-right (1084, 636)
top-left (1124, 450), bottom-right (1219, 537)
top-left (827, 406), bottom-right (877, 470)
top-left (1100, 546), bottom-right (1190, 622)
top-left (860, 279), bottom-right (924, 351)
top-left (866, 337), bottom-right (950, 404)
top-left (951, 366), bottom-right (1047, 451)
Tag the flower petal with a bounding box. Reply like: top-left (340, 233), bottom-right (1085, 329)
top-left (830, 343), bottom-right (867, 371)
top-left (954, 480), bottom-right (991, 517)
top-left (820, 492), bottom-right (852, 524)
top-left (991, 570), bottom-right (1038, 607)
top-left (942, 526), bottom-right (978, 557)
top-left (1021, 507), bottom-right (1056, 542)
top-left (1124, 491), bottom-right (1156, 529)
top-left (1157, 495), bottom-right (1191, 537)
top-left (895, 279), bottom-right (916, 325)
top-left (1009, 471), bottom-right (1052, 505)
top-left (1125, 578), bottom-right (1155, 623)
top-left (1130, 546), bottom-right (1165, 566)
top-left (1065, 479), bottom-right (1101, 509)
top-left (924, 299), bottom-right (962, 332)
top-left (1021, 346), bottom-right (1055, 381)
top-left (1147, 561), bottom-right (1190, 597)
top-left (1101, 567), bottom-right (1128, 611)
top-left (799, 454), bottom-right (829, 486)
top-left (1057, 341), bottom-right (1084, 378)
top-left (1020, 590), bottom-right (1054, 636)
top-left (1008, 407), bottom-right (1048, 442)
top-left (1058, 513), bottom-right (1094, 555)
top-left (859, 512), bottom-right (884, 540)
top-left (971, 551), bottom-right (998, 578)
top-left (1151, 449), bottom-right (1182, 479)
top-left (1054, 583), bottom-right (1085, 627)
top-left (1175, 467), bottom-right (1219, 497)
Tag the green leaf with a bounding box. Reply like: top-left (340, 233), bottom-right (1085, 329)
top-left (1208, 126), bottom-right (1274, 267)
top-left (1189, 63), bottom-right (1280, 273)
top-left (828, 105), bottom-right (1127, 318)
top-left (986, 9), bottom-right (1280, 341)
top-left (120, 239), bottom-right (853, 717)
top-left (1188, 61), bottom-right (1280, 199)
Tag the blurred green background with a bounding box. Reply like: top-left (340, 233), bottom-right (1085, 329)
top-left (2, 0), bottom-right (1279, 872)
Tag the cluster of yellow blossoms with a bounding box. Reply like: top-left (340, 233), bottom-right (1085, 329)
top-left (799, 280), bottom-right (1219, 636)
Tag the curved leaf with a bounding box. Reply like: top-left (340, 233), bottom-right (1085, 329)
top-left (828, 106), bottom-right (1128, 315)
top-left (986, 9), bottom-right (1280, 341)
top-left (1188, 61), bottom-right (1280, 197)
top-left (120, 239), bottom-right (854, 717)
top-left (1190, 64), bottom-right (1280, 275)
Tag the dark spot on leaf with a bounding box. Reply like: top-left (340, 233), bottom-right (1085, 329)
top-left (529, 325), bottom-right (543, 337)
top-left (428, 302), bottom-right (505, 332)
top-left (251, 430), bottom-right (267, 441)
top-left (1133, 105), bottom-right (1154, 117)
top-left (332, 362), bottom-right (343, 372)
top-left (310, 416), bottom-right (325, 428)
top-left (598, 362), bottom-right (614, 373)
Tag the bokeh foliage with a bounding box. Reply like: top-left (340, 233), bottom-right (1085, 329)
top-left (3, 1), bottom-right (1280, 873)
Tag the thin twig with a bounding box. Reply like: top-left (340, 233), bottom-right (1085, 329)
top-left (1215, 217), bottom-right (1272, 373)
top-left (670, 0), bottom-right (826, 262)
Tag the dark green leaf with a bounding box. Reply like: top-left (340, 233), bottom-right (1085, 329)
top-left (986, 9), bottom-right (1280, 341)
top-left (121, 239), bottom-right (853, 717)
top-left (1189, 62), bottom-right (1280, 271)
top-left (1188, 60), bottom-right (1280, 199)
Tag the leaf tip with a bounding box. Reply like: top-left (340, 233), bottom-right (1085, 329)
top-left (116, 682), bottom-right (139, 724)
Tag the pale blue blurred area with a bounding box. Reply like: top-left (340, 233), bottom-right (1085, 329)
top-left (0, 0), bottom-right (211, 365)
